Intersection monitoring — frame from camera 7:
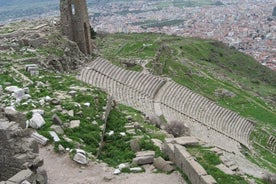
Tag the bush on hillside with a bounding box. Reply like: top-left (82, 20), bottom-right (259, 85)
top-left (165, 120), bottom-right (190, 137)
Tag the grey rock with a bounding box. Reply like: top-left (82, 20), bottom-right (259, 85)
top-left (32, 109), bottom-right (44, 116)
top-left (29, 113), bottom-right (45, 129)
top-left (36, 168), bottom-right (48, 184)
top-left (5, 86), bottom-right (20, 93)
top-left (130, 139), bottom-right (140, 152)
top-left (0, 85), bottom-right (2, 94)
top-left (31, 132), bottom-right (49, 145)
top-left (52, 114), bottom-right (62, 125)
top-left (130, 167), bottom-right (143, 172)
top-left (70, 120), bottom-right (80, 128)
top-left (68, 110), bottom-right (74, 117)
top-left (58, 144), bottom-right (66, 154)
top-left (51, 99), bottom-right (60, 105)
top-left (5, 107), bottom-right (26, 128)
top-left (49, 131), bottom-right (60, 142)
top-left (50, 125), bottom-right (64, 135)
top-left (113, 169), bottom-right (121, 175)
top-left (68, 90), bottom-right (77, 96)
top-left (73, 152), bottom-right (88, 165)
top-left (153, 157), bottom-right (174, 173)
top-left (151, 139), bottom-right (163, 150)
top-left (132, 151), bottom-right (155, 165)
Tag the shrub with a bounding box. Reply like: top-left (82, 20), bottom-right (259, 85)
top-left (165, 120), bottom-right (190, 137)
top-left (148, 115), bottom-right (163, 128)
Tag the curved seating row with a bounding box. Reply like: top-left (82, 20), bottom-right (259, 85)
top-left (79, 58), bottom-right (256, 152)
top-left (160, 81), bottom-right (255, 147)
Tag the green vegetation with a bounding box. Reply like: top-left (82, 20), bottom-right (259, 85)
top-left (186, 145), bottom-right (262, 184)
top-left (96, 33), bottom-right (276, 173)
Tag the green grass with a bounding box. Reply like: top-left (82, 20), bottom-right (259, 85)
top-left (96, 33), bottom-right (276, 173)
top-left (187, 145), bottom-right (255, 184)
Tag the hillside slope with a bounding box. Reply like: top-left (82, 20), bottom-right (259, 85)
top-left (95, 33), bottom-right (276, 172)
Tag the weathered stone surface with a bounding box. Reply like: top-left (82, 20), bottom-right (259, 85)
top-left (153, 157), bottom-right (174, 173)
top-left (70, 120), bottom-right (80, 128)
top-left (32, 109), bottom-right (44, 116)
top-left (151, 138), bottom-right (163, 150)
top-left (5, 86), bottom-right (20, 93)
top-left (73, 153), bottom-right (88, 165)
top-left (49, 131), bottom-right (60, 142)
top-left (130, 167), bottom-right (143, 172)
top-left (216, 164), bottom-right (234, 175)
top-left (31, 132), bottom-right (48, 145)
top-left (7, 169), bottom-right (34, 183)
top-left (29, 113), bottom-right (45, 129)
top-left (165, 136), bottom-right (199, 146)
top-left (0, 117), bottom-right (45, 182)
top-left (52, 114), bottom-right (63, 125)
top-left (50, 125), bottom-right (64, 135)
top-left (36, 168), bottom-right (48, 184)
top-left (133, 151), bottom-right (155, 165)
top-left (4, 107), bottom-right (26, 128)
top-left (130, 139), bottom-right (140, 152)
top-left (60, 0), bottom-right (93, 54)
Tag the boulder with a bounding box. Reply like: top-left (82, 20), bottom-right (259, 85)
top-left (153, 157), bottom-right (174, 173)
top-left (29, 113), bottom-right (45, 129)
top-left (73, 152), bottom-right (88, 165)
top-left (36, 168), bottom-right (48, 184)
top-left (0, 85), bottom-right (2, 94)
top-left (132, 151), bottom-right (155, 165)
top-left (4, 107), bottom-right (26, 128)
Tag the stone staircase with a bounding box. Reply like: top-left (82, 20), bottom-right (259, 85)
top-left (78, 57), bottom-right (255, 154)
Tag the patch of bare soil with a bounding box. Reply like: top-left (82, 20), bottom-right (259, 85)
top-left (40, 145), bottom-right (186, 184)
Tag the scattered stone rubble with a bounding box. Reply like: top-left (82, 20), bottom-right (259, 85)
top-left (0, 110), bottom-right (47, 183)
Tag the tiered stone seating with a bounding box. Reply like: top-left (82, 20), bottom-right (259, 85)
top-left (267, 136), bottom-right (276, 153)
top-left (160, 81), bottom-right (255, 148)
top-left (79, 58), bottom-right (256, 152)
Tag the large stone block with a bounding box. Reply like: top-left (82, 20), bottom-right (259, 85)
top-left (132, 151), bottom-right (155, 165)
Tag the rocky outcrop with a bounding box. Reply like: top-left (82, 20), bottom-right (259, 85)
top-left (0, 115), bottom-right (47, 183)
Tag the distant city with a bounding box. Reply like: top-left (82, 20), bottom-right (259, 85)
top-left (0, 0), bottom-right (275, 70)
top-left (89, 0), bottom-right (276, 71)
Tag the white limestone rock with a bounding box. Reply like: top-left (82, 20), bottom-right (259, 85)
top-left (113, 169), bottom-right (121, 175)
top-left (73, 152), bottom-right (88, 165)
top-left (29, 113), bottom-right (45, 129)
top-left (70, 120), bottom-right (80, 128)
top-left (5, 86), bottom-right (20, 93)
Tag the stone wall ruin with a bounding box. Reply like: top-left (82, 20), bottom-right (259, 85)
top-left (0, 113), bottom-right (46, 183)
top-left (60, 0), bottom-right (93, 55)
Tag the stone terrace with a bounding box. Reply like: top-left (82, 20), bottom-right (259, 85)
top-left (78, 57), bottom-right (255, 154)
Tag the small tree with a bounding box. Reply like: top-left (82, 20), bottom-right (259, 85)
top-left (165, 120), bottom-right (190, 137)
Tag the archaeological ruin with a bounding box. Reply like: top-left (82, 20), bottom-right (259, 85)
top-left (78, 57), bottom-right (256, 154)
top-left (60, 0), bottom-right (93, 55)
top-left (0, 110), bottom-right (47, 184)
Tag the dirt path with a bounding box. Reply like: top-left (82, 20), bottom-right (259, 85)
top-left (40, 145), bottom-right (186, 184)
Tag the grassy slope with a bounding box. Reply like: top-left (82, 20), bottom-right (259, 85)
top-left (95, 33), bottom-right (276, 172)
